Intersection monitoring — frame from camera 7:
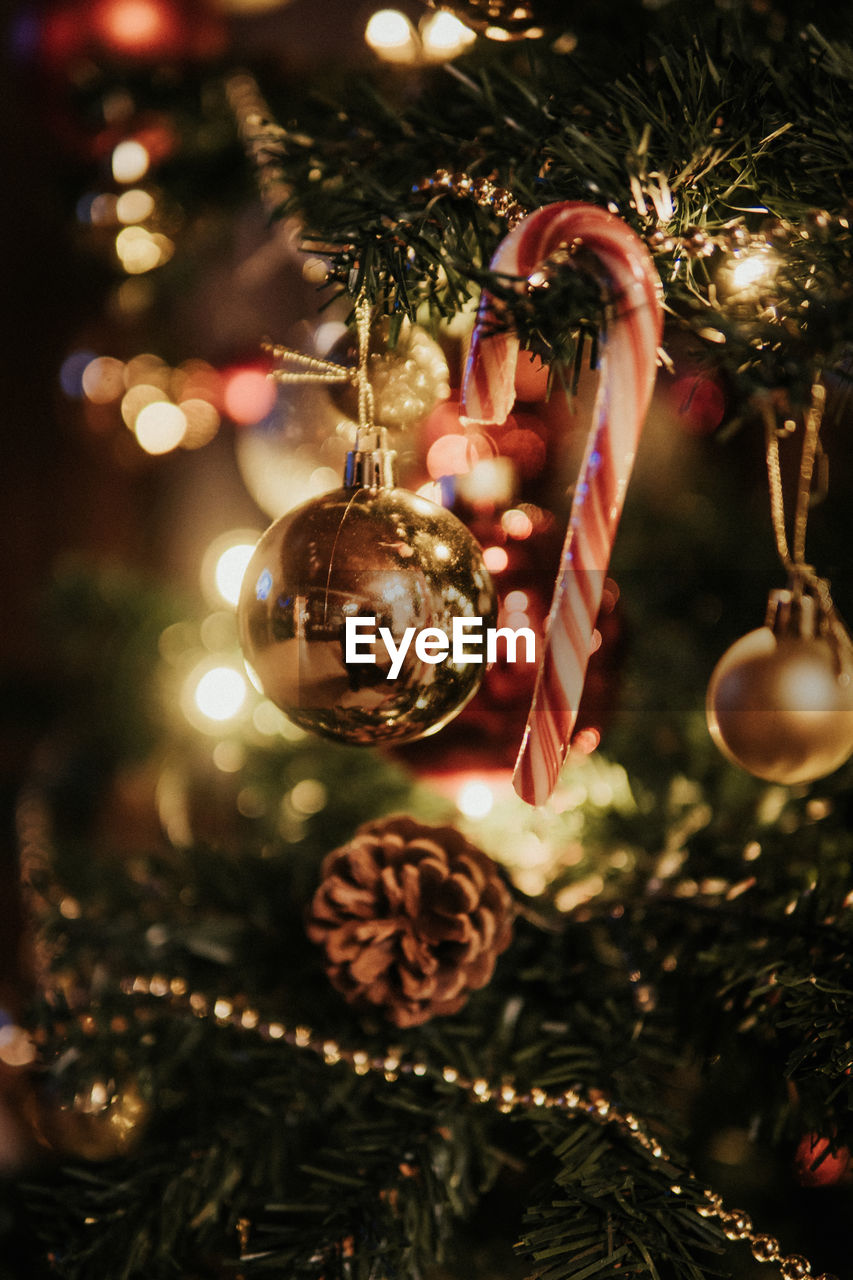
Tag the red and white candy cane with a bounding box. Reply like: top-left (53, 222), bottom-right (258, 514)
top-left (461, 202), bottom-right (663, 806)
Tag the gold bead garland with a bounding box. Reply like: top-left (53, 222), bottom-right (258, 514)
top-left (413, 168), bottom-right (528, 230)
top-left (16, 788), bottom-right (846, 1278)
top-left (27, 973), bottom-right (833, 1280)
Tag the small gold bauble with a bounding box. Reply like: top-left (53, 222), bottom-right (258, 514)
top-left (706, 591), bottom-right (853, 784)
top-left (328, 318), bottom-right (450, 431)
top-left (238, 484), bottom-right (497, 745)
top-left (31, 1082), bottom-right (149, 1162)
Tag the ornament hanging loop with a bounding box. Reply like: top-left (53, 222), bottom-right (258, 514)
top-left (761, 378), bottom-right (852, 666)
top-left (264, 294), bottom-right (397, 490)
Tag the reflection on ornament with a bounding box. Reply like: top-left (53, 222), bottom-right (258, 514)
top-left (670, 373), bottom-right (726, 436)
top-left (707, 590), bottom-right (853, 784)
top-left (237, 475), bottom-right (497, 746)
top-left (794, 1133), bottom-right (850, 1188)
top-left (327, 317), bottom-right (450, 432)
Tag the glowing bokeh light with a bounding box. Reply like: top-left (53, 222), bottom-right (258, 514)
top-left (180, 398), bottom-right (220, 449)
top-left (172, 360), bottom-right (223, 407)
top-left (91, 0), bottom-right (182, 57)
top-left (426, 433), bottom-right (473, 479)
top-left (457, 780), bottom-right (495, 818)
top-left (505, 590), bottom-right (529, 611)
top-left (420, 9), bottom-right (476, 58)
top-left (121, 382), bottom-right (168, 427)
top-left (116, 188), bottom-right (155, 224)
top-left (125, 353), bottom-right (169, 388)
top-left (731, 249), bottom-right (777, 291)
top-left (60, 349), bottom-right (98, 398)
top-left (134, 401), bottom-right (187, 453)
top-left (501, 508), bottom-right (534, 539)
top-left (223, 368), bottom-right (277, 425)
top-left (213, 740), bottom-right (245, 773)
top-left (82, 356), bottom-right (126, 404)
top-left (112, 140), bottom-right (151, 184)
top-left (571, 727), bottom-right (601, 756)
top-left (116, 225), bottom-right (173, 273)
top-left (365, 9), bottom-right (418, 62)
top-left (483, 545), bottom-right (509, 573)
top-left (215, 543), bottom-right (256, 607)
top-left (290, 778), bottom-right (327, 815)
top-left (193, 666), bottom-right (247, 721)
top-left (201, 529), bottom-right (262, 609)
top-left (0, 1024), bottom-right (36, 1068)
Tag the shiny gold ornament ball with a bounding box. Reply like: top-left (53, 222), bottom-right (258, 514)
top-left (329, 318), bottom-right (450, 431)
top-left (706, 613), bottom-right (853, 785)
top-left (30, 1082), bottom-right (149, 1162)
top-left (238, 486), bottom-right (497, 745)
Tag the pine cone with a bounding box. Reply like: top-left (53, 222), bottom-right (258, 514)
top-left (307, 816), bottom-right (514, 1028)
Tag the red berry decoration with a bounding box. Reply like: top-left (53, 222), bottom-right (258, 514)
top-left (307, 816), bottom-right (514, 1028)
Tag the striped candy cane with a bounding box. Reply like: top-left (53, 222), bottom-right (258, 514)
top-left (461, 202), bottom-right (663, 806)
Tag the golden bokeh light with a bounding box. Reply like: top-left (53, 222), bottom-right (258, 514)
top-left (192, 666), bottom-right (248, 722)
top-left (201, 529), bottom-right (262, 608)
top-left (115, 226), bottom-right (174, 274)
top-left (121, 382), bottom-right (169, 428)
top-left (456, 780), bottom-right (495, 819)
top-left (134, 401), bottom-right (187, 453)
top-left (420, 10), bottom-right (476, 59)
top-left (82, 356), bottom-right (126, 404)
top-left (179, 398), bottom-right (220, 449)
top-left (112, 140), bottom-right (151, 184)
top-left (116, 188), bottom-right (156, 224)
top-left (365, 9), bottom-right (418, 62)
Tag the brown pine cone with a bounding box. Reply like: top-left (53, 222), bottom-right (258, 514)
top-left (306, 816), bottom-right (514, 1028)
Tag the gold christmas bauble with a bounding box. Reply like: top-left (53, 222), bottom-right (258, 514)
top-left (328, 318), bottom-right (450, 431)
top-left (31, 1081), bottom-right (149, 1162)
top-left (238, 481), bottom-right (497, 745)
top-left (706, 592), bottom-right (853, 784)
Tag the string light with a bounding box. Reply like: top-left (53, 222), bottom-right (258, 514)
top-left (364, 9), bottom-right (418, 63)
top-left (419, 10), bottom-right (476, 59)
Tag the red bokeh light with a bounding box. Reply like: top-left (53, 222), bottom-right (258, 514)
top-left (222, 368), bottom-right (277, 426)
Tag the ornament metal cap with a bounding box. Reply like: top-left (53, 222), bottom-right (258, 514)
top-left (344, 427), bottom-right (398, 491)
top-left (764, 587), bottom-right (819, 639)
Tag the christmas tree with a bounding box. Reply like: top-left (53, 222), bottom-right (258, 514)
top-left (4, 1), bottom-right (853, 1276)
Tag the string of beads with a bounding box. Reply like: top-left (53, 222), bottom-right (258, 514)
top-left (37, 971), bottom-right (836, 1280)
